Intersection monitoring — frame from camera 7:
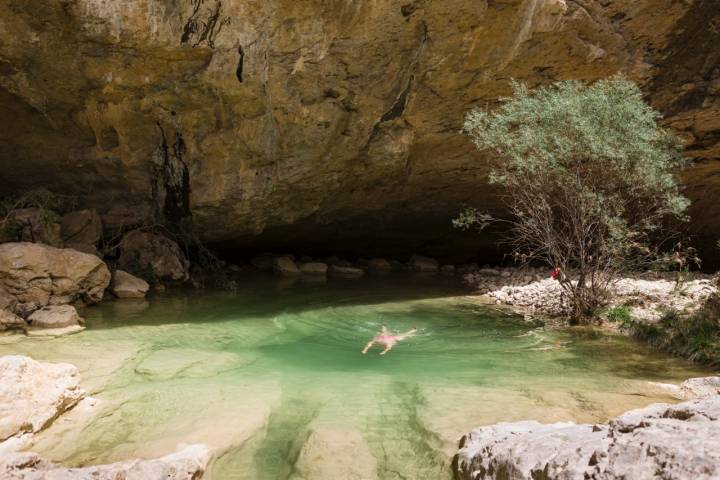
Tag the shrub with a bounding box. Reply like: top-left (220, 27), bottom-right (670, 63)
top-left (606, 306), bottom-right (633, 324)
top-left (458, 78), bottom-right (690, 322)
top-left (624, 307), bottom-right (720, 366)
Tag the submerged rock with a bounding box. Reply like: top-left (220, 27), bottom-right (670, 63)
top-left (0, 243), bottom-right (110, 316)
top-left (0, 355), bottom-right (85, 442)
top-left (0, 443), bottom-right (211, 480)
top-left (112, 270), bottom-right (150, 299)
top-left (454, 394), bottom-right (720, 480)
top-left (118, 231), bottom-right (189, 283)
top-left (27, 305), bottom-right (84, 329)
top-left (291, 427), bottom-right (378, 480)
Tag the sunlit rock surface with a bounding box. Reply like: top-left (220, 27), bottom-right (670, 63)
top-left (0, 243), bottom-right (110, 316)
top-left (0, 1), bottom-right (718, 260)
top-left (454, 393), bottom-right (720, 480)
top-left (0, 356), bottom-right (85, 443)
top-left (0, 444), bottom-right (211, 480)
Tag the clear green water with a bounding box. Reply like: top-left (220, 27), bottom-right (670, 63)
top-left (0, 274), bottom-right (711, 479)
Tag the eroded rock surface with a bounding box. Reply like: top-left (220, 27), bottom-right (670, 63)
top-left (0, 444), bottom-right (211, 480)
top-left (0, 243), bottom-right (110, 316)
top-left (0, 1), bottom-right (717, 260)
top-left (454, 394), bottom-right (720, 480)
top-left (0, 355), bottom-right (85, 442)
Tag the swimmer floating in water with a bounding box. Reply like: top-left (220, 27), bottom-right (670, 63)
top-left (362, 326), bottom-right (417, 355)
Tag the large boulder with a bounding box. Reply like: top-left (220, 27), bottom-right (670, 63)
top-left (118, 231), bottom-right (189, 283)
top-left (0, 243), bottom-right (110, 316)
top-left (273, 256), bottom-right (301, 276)
top-left (27, 305), bottom-right (84, 329)
top-left (60, 209), bottom-right (103, 254)
top-left (0, 355), bottom-right (85, 442)
top-left (112, 270), bottom-right (150, 299)
top-left (454, 394), bottom-right (720, 480)
top-left (0, 444), bottom-right (210, 480)
top-left (0, 309), bottom-right (24, 332)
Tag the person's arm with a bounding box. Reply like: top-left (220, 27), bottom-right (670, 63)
top-left (399, 328), bottom-right (417, 340)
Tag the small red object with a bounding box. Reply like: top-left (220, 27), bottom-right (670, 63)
top-left (550, 267), bottom-right (561, 280)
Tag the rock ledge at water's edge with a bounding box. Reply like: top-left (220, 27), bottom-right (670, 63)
top-left (453, 376), bottom-right (720, 480)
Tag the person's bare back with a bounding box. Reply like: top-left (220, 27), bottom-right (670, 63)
top-left (362, 326), bottom-right (417, 355)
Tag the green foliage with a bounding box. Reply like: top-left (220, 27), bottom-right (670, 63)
top-left (460, 78), bottom-right (690, 321)
top-left (606, 306), bottom-right (633, 324)
top-left (624, 306), bottom-right (720, 366)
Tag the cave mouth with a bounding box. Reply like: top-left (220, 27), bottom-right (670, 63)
top-left (207, 211), bottom-right (510, 267)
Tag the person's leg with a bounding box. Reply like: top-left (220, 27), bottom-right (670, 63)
top-left (362, 341), bottom-right (375, 354)
top-left (379, 343), bottom-right (393, 355)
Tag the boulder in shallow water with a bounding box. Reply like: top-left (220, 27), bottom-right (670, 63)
top-left (27, 305), bottom-right (84, 329)
top-left (273, 256), bottom-right (301, 276)
top-left (454, 394), bottom-right (720, 480)
top-left (0, 242), bottom-right (110, 316)
top-left (0, 443), bottom-right (211, 480)
top-left (118, 230), bottom-right (189, 283)
top-left (0, 355), bottom-right (85, 442)
top-left (409, 255), bottom-right (439, 273)
top-left (299, 262), bottom-right (328, 276)
top-left (112, 270), bottom-right (150, 299)
top-left (291, 427), bottom-right (378, 480)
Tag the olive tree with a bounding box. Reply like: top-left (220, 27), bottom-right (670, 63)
top-left (457, 79), bottom-right (690, 321)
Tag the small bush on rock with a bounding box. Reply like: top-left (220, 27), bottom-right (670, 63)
top-left (458, 78), bottom-right (690, 322)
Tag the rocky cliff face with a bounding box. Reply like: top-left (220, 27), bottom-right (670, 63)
top-left (0, 0), bottom-right (718, 261)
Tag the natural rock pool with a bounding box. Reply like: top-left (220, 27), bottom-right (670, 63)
top-left (0, 275), bottom-right (710, 479)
